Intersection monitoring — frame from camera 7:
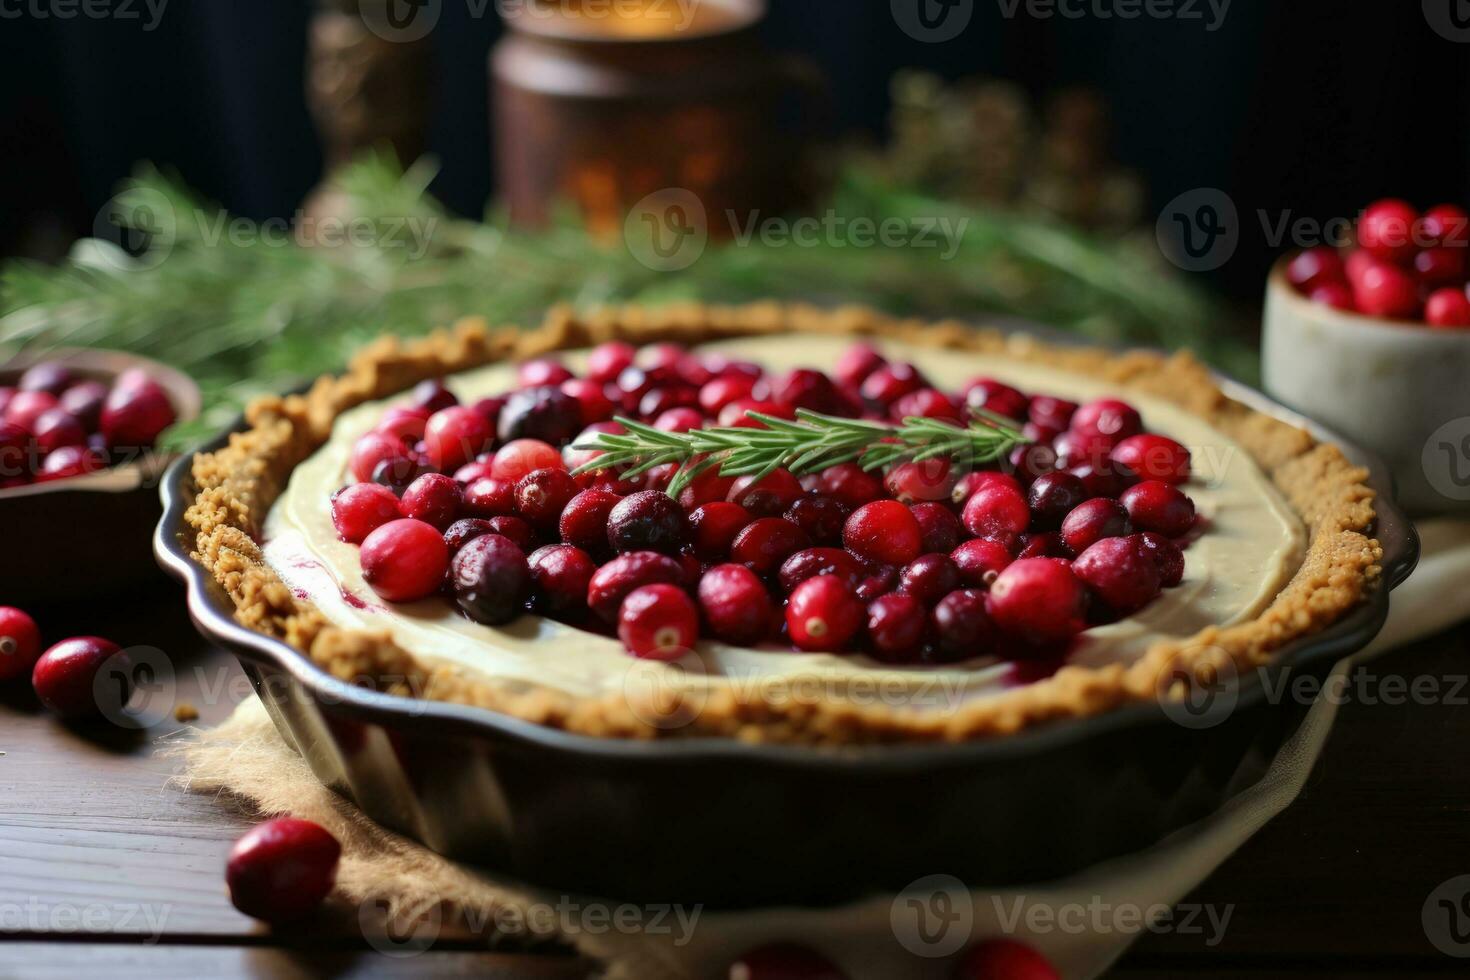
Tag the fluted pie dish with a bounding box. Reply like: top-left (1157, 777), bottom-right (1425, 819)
top-left (158, 304), bottom-right (1415, 903)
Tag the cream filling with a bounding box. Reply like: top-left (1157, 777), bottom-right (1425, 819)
top-left (263, 335), bottom-right (1306, 710)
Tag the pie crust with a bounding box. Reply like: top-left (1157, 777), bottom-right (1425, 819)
top-left (183, 303), bottom-right (1382, 744)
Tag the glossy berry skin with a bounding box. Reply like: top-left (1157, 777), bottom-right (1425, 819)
top-left (932, 588), bottom-right (998, 661)
top-left (0, 420), bottom-right (29, 478)
top-left (898, 554), bottom-right (962, 607)
top-left (727, 943), bottom-right (847, 980)
top-left (618, 584), bottom-right (699, 660)
top-left (784, 495), bottom-right (848, 545)
top-left (728, 468), bottom-right (804, 517)
top-left (952, 470), bottom-right (1021, 505)
top-left (18, 362), bottom-right (74, 397)
top-left (369, 452), bottom-right (428, 497)
top-left (769, 368), bottom-right (844, 415)
top-left (513, 467), bottom-right (579, 530)
top-left (491, 439), bottom-right (564, 482)
top-left (0, 606), bottom-right (43, 682)
top-left (1352, 260), bottom-right (1420, 319)
top-left (1413, 246), bottom-right (1466, 287)
top-left (884, 459), bottom-right (954, 504)
top-left (451, 533), bottom-right (530, 625)
top-left (1425, 288), bottom-right (1470, 328)
top-left (330, 482), bottom-right (402, 543)
top-left (892, 387), bottom-right (961, 422)
top-left (1014, 531), bottom-right (1066, 560)
top-left (987, 558), bottom-right (1088, 644)
top-left (1068, 398), bottom-right (1142, 447)
top-left (777, 548), bottom-right (865, 595)
top-left (1066, 459), bottom-right (1135, 499)
top-left (911, 501), bottom-right (962, 554)
top-left (786, 575), bottom-right (864, 651)
top-left (1028, 395), bottom-right (1077, 431)
top-left (961, 484), bottom-right (1031, 544)
top-left (478, 515), bottom-right (537, 553)
top-left (698, 564), bottom-right (774, 644)
top-left (865, 593), bottom-right (927, 661)
top-left (698, 374), bottom-right (758, 415)
top-left (855, 564), bottom-right (899, 602)
top-left (462, 476), bottom-right (516, 518)
top-left (835, 342), bottom-right (886, 388)
top-left (518, 358), bottom-right (573, 388)
top-left (956, 939), bottom-right (1059, 980)
top-left (1026, 471), bottom-right (1087, 528)
top-left (4, 390), bottom-right (59, 432)
top-left (731, 518), bottom-right (812, 575)
top-left (859, 362), bottom-right (926, 407)
top-left (951, 538), bottom-right (1012, 587)
top-left (607, 490), bottom-right (689, 555)
top-left (1060, 498), bottom-right (1132, 556)
top-left (1308, 282), bottom-right (1356, 311)
top-left (560, 378), bottom-right (615, 427)
top-left (350, 430), bottom-right (409, 485)
top-left (559, 488), bottom-right (623, 553)
top-left (31, 408), bottom-right (86, 455)
top-left (718, 398), bottom-right (790, 428)
top-left (843, 500), bottom-right (923, 566)
top-left (399, 473), bottom-right (462, 531)
top-left (411, 378), bottom-right (458, 413)
top-left (1137, 531), bottom-right (1186, 587)
top-left (527, 545), bottom-right (597, 615)
top-left (1120, 480), bottom-right (1196, 536)
top-left (225, 818), bottom-right (341, 923)
top-left (99, 380), bottom-right (175, 449)
top-left (652, 407), bottom-right (705, 433)
top-left (424, 406), bottom-right (494, 473)
top-left (497, 386), bottom-right (582, 447)
top-left (1285, 246), bottom-right (1345, 292)
top-left (1419, 204), bottom-right (1470, 247)
top-left (1110, 434), bottom-right (1191, 485)
top-left (687, 501), bottom-right (752, 560)
top-left (1074, 536), bottom-right (1162, 614)
top-left (1356, 198), bottom-right (1419, 264)
top-left (587, 552), bottom-right (686, 623)
top-left (1009, 442), bottom-right (1059, 485)
top-left (36, 445), bottom-right (104, 482)
top-left (807, 462), bottom-right (883, 509)
top-left (963, 378), bottom-right (1028, 421)
top-left (674, 466), bottom-right (736, 509)
top-left (586, 341), bottom-right (637, 383)
top-left (443, 518), bottom-right (497, 556)
top-left (360, 519), bottom-right (449, 603)
top-left (31, 636), bottom-right (125, 719)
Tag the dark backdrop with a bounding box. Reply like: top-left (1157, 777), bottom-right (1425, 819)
top-left (3, 0), bottom-right (1467, 301)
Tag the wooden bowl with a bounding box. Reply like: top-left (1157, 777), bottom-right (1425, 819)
top-left (1, 348), bottom-right (202, 603)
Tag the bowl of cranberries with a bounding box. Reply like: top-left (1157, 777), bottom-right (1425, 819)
top-left (0, 347), bottom-right (200, 601)
top-left (1264, 199), bottom-right (1470, 515)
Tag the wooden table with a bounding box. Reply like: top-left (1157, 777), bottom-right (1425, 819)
top-left (3, 582), bottom-right (1466, 978)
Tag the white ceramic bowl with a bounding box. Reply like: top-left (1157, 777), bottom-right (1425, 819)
top-left (1263, 261), bottom-right (1470, 516)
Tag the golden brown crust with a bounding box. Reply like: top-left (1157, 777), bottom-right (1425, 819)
top-left (183, 303), bottom-right (1382, 744)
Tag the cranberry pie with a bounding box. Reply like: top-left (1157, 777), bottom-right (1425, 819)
top-left (184, 304), bottom-right (1381, 743)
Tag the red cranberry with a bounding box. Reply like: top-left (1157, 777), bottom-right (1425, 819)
top-left (559, 488), bottom-right (622, 553)
top-left (587, 552), bottom-right (686, 623)
top-left (698, 563), bottom-right (774, 644)
top-left (586, 341), bottom-right (637, 383)
top-left (986, 558), bottom-right (1087, 644)
top-left (639, 342), bottom-right (687, 373)
top-left (728, 943), bottom-right (846, 980)
top-left (1357, 198), bottom-right (1419, 263)
top-left (498, 386), bottom-right (582, 446)
top-left (1014, 531), bottom-right (1066, 559)
top-left (836, 342), bottom-right (887, 388)
top-left (59, 380), bottom-right (108, 430)
top-left (950, 538), bottom-right (1009, 587)
top-left (0, 387), bottom-right (13, 419)
top-left (399, 473), bottom-right (462, 530)
top-left (226, 818), bottom-right (341, 923)
top-left (1073, 535), bottom-right (1162, 614)
top-left (454, 459), bottom-right (496, 485)
top-left (1026, 471), bottom-right (1087, 528)
top-left (898, 554), bottom-right (962, 606)
top-left (518, 358), bottom-right (572, 388)
top-left (370, 453), bottom-right (428, 496)
top-left (952, 470), bottom-right (1021, 505)
top-left (684, 501), bottom-right (749, 560)
top-left (1110, 434), bottom-right (1190, 485)
top-left (807, 462), bottom-right (883, 509)
top-left (1419, 204), bottom-right (1470, 247)
top-left (411, 378), bottom-right (458, 413)
top-left (491, 439), bottom-right (563, 482)
top-left (1137, 531), bottom-right (1186, 587)
top-left (350, 430), bottom-right (409, 484)
top-left (866, 593), bottom-right (927, 661)
top-left (1066, 459), bottom-right (1136, 499)
top-left (1286, 246), bottom-right (1346, 292)
top-left (957, 939), bottom-right (1059, 980)
top-left (470, 396), bottom-right (505, 431)
top-left (451, 533), bottom-right (530, 625)
top-left (1052, 429), bottom-right (1111, 469)
top-left (31, 636), bottom-right (126, 719)
top-left (1028, 395), bottom-right (1077, 430)
top-left (443, 518), bottom-right (496, 555)
top-left (674, 465), bottom-right (735, 508)
top-left (859, 362), bottom-right (926, 407)
top-left (618, 584), bottom-right (698, 660)
top-left (718, 399), bottom-right (794, 428)
top-left (731, 518), bottom-right (811, 575)
top-left (885, 458), bottom-right (955, 503)
top-left (698, 373), bottom-right (758, 417)
top-left (607, 490), bottom-right (688, 555)
top-left (1120, 480), bottom-right (1196, 536)
top-left (963, 378), bottom-right (1028, 421)
top-left (1426, 288), bottom-right (1470, 328)
top-left (560, 378), bottom-right (614, 425)
top-left (1059, 498), bottom-right (1132, 555)
top-left (892, 387), bottom-right (961, 422)
top-left (4, 390), bottom-right (59, 432)
top-left (30, 409), bottom-right (86, 455)
top-left (1069, 398), bottom-right (1142, 446)
top-left (19, 362), bottom-right (74, 397)
top-left (527, 545), bottom-right (597, 615)
top-left (777, 547), bottom-right (866, 594)
top-left (638, 385), bottom-right (700, 421)
top-left (0, 606), bottom-right (43, 682)
top-left (463, 476), bottom-right (516, 518)
top-left (784, 495), bottom-right (848, 545)
top-left (653, 407), bottom-right (705, 432)
top-left (843, 500), bottom-right (923, 566)
top-left (330, 483), bottom-right (402, 543)
top-left (961, 484), bottom-right (1030, 544)
top-left (375, 405), bottom-right (431, 443)
top-left (360, 519), bottom-right (449, 602)
top-left (769, 368), bottom-right (844, 415)
top-left (1008, 442), bottom-right (1059, 485)
top-left (100, 380), bottom-right (175, 448)
top-left (36, 445), bottom-right (104, 482)
top-left (1309, 282), bottom-right (1356, 311)
top-left (1352, 260), bottom-right (1420, 318)
top-left (514, 467), bottom-right (579, 530)
top-left (728, 468), bottom-right (804, 517)
top-left (1414, 246), bottom-right (1466, 287)
top-left (787, 575), bottom-right (864, 651)
top-left (480, 515), bottom-right (536, 552)
top-left (932, 588), bottom-right (998, 661)
top-left (911, 501), bottom-right (962, 553)
top-left (0, 420), bottom-right (29, 478)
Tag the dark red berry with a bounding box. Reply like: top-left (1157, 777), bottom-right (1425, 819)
top-left (951, 538), bottom-right (1011, 587)
top-left (731, 518), bottom-right (811, 575)
top-left (607, 490), bottom-right (689, 555)
top-left (559, 488), bottom-right (623, 553)
top-left (1309, 282), bottom-right (1356, 311)
top-left (491, 439), bottom-right (564, 482)
top-left (31, 636), bottom-right (126, 719)
top-left (859, 362), bottom-right (926, 407)
top-left (786, 575), bottom-right (863, 651)
top-left (350, 430), bottom-right (409, 484)
top-left (1073, 535), bottom-right (1162, 614)
top-left (727, 468), bottom-right (803, 517)
top-left (411, 378), bottom-right (458, 413)
top-left (31, 408), bottom-right (85, 455)
top-left (698, 374), bottom-right (758, 415)
top-left (835, 342), bottom-right (887, 388)
top-left (451, 533), bottom-right (530, 625)
top-left (688, 501), bottom-right (753, 560)
top-left (855, 564), bottom-right (899, 602)
top-left (1414, 246), bottom-right (1466, 287)
top-left (399, 473), bottom-right (463, 530)
top-left (806, 462), bottom-right (883, 509)
top-left (463, 476), bottom-right (516, 518)
top-left (911, 501), bottom-right (962, 553)
top-left (866, 593), bottom-right (927, 661)
top-left (375, 405), bottom-right (431, 443)
top-left (4, 390), bottom-right (58, 432)
top-left (1069, 398), bottom-right (1142, 447)
top-left (498, 386), bottom-right (582, 446)
top-left (1136, 531), bottom-right (1186, 587)
top-left (1014, 531), bottom-right (1066, 559)
top-left (674, 464), bottom-right (735, 509)
top-left (424, 406), bottom-right (494, 472)
top-left (586, 341), bottom-right (637, 383)
top-left (480, 515), bottom-right (537, 553)
top-left (638, 385), bottom-right (700, 421)
top-left (1426, 288), bottom-right (1470, 328)
top-left (100, 380), bottom-right (175, 449)
top-left (1110, 434), bottom-right (1191, 485)
top-left (718, 398), bottom-right (791, 428)
top-left (1286, 246), bottom-right (1346, 292)
top-left (1028, 395), bottom-right (1077, 430)
top-left (36, 445), bottom-right (104, 482)
top-left (1352, 259), bottom-right (1419, 318)
top-left (653, 407), bottom-right (705, 432)
top-left (443, 518), bottom-right (497, 556)
top-left (527, 545), bottom-right (597, 615)
top-left (897, 554), bottom-right (962, 606)
top-left (843, 500), bottom-right (923, 566)
top-left (769, 368), bottom-right (844, 415)
top-left (932, 588), bottom-right (998, 661)
top-left (1357, 198), bottom-right (1418, 263)
top-left (0, 606), bottom-right (42, 682)
top-left (330, 483), bottom-right (402, 543)
top-left (961, 484), bottom-right (1030, 544)
top-left (891, 387), bottom-right (962, 422)
top-left (784, 495), bottom-right (848, 545)
top-left (518, 357), bottom-right (573, 388)
top-left (963, 378), bottom-right (1027, 421)
top-left (1120, 480), bottom-right (1196, 536)
top-left (514, 467), bottom-right (579, 530)
top-left (370, 453), bottom-right (428, 496)
top-left (777, 547), bottom-right (865, 594)
top-left (561, 378), bottom-right (615, 426)
top-left (697, 564), bottom-right (774, 644)
top-left (618, 584), bottom-right (698, 660)
top-left (1059, 498), bottom-right (1131, 556)
top-left (952, 470), bottom-right (1021, 505)
top-left (18, 362), bottom-right (73, 397)
top-left (1066, 459), bottom-right (1136, 499)
top-left (1008, 442), bottom-right (1059, 485)
top-left (956, 939), bottom-right (1059, 980)
top-left (360, 519), bottom-right (449, 602)
top-left (1419, 203), bottom-right (1470, 247)
top-left (987, 558), bottom-right (1087, 644)
top-left (884, 459), bottom-right (955, 503)
top-left (226, 818), bottom-right (341, 923)
top-left (587, 552), bottom-right (686, 623)
top-left (1026, 471), bottom-right (1087, 528)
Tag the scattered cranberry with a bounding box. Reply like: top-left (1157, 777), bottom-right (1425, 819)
top-left (1059, 498), bottom-right (1132, 555)
top-left (587, 552), bottom-right (686, 623)
top-left (1110, 434), bottom-right (1190, 485)
top-left (226, 818), bottom-right (341, 923)
top-left (784, 495), bottom-right (848, 545)
top-left (606, 490), bottom-right (688, 554)
top-left (911, 501), bottom-right (962, 553)
top-left (718, 398), bottom-right (791, 428)
top-left (653, 407), bottom-right (705, 433)
top-left (1026, 471), bottom-right (1087, 528)
top-left (698, 374), bottom-right (757, 415)
top-left (513, 467), bottom-right (579, 530)
top-left (638, 386), bottom-right (699, 421)
top-left (559, 488), bottom-right (623, 553)
top-left (961, 484), bottom-right (1030, 544)
top-left (963, 378), bottom-right (1027, 421)
top-left (674, 465), bottom-right (736, 508)
top-left (100, 379), bottom-right (175, 449)
top-left (518, 358), bottom-right (572, 388)
top-left (369, 452), bottom-right (428, 496)
top-left (987, 558), bottom-right (1087, 644)
top-left (558, 378), bottom-right (613, 427)
top-left (463, 476), bottom-right (516, 518)
top-left (786, 575), bottom-right (864, 651)
top-left (898, 554), bottom-right (962, 607)
top-left (31, 636), bottom-right (126, 719)
top-left (618, 584), bottom-right (698, 660)
top-left (956, 939), bottom-right (1059, 980)
top-left (807, 462), bottom-right (883, 509)
top-left (866, 593), bottom-right (927, 661)
top-left (399, 473), bottom-right (462, 530)
top-left (1066, 458), bottom-right (1135, 499)
top-left (1137, 531), bottom-right (1186, 587)
top-left (835, 342), bottom-right (886, 388)
top-left (843, 500), bottom-right (923, 566)
top-left (698, 564), bottom-right (774, 644)
top-left (350, 430), bottom-right (409, 484)
top-left (451, 533), bottom-right (530, 625)
top-left (491, 439), bottom-right (563, 482)
top-left (527, 545), bottom-right (597, 615)
top-left (1120, 480), bottom-right (1196, 536)
top-left (1008, 442), bottom-right (1059, 485)
top-left (855, 564), bottom-right (899, 602)
top-left (1069, 398), bottom-right (1142, 447)
top-left (0, 420), bottom-right (27, 478)
top-left (359, 519), bottom-right (449, 603)
top-left (330, 483), bottom-right (403, 543)
top-left (731, 518), bottom-right (811, 575)
top-left (1425, 288), bottom-right (1470, 328)
top-left (0, 606), bottom-right (43, 682)
top-left (932, 589), bottom-right (997, 660)
top-left (498, 386), bottom-right (582, 446)
top-left (951, 538), bottom-right (1011, 587)
top-left (1074, 536), bottom-right (1162, 614)
top-left (682, 501), bottom-right (748, 560)
top-left (728, 468), bottom-right (804, 517)
top-left (1357, 198), bottom-right (1419, 263)
top-left (885, 459), bottom-right (955, 503)
top-left (375, 404), bottom-right (431, 443)
top-left (586, 341), bottom-right (637, 383)
top-left (952, 470), bottom-right (1021, 505)
top-left (420, 406), bottom-right (491, 473)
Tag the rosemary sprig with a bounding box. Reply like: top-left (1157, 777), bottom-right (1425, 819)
top-left (572, 408), bottom-right (1026, 499)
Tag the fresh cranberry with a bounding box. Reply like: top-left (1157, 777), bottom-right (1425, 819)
top-left (1309, 282), bottom-right (1356, 311)
top-left (0, 387), bottom-right (13, 419)
top-left (31, 636), bottom-right (125, 719)
top-left (956, 939), bottom-right (1059, 980)
top-left (498, 386), bottom-right (582, 446)
top-left (885, 459), bottom-right (955, 503)
top-left (560, 378), bottom-right (614, 425)
top-left (1028, 395), bottom-right (1077, 430)
top-left (727, 943), bottom-right (846, 980)
top-left (865, 593), bottom-right (927, 661)
top-left (491, 439), bottom-right (564, 482)
top-left (932, 588), bottom-right (998, 661)
top-left (859, 362), bottom-right (926, 407)
top-left (843, 500), bottom-right (923, 566)
top-left (638, 386), bottom-right (699, 421)
top-left (587, 552), bottom-right (686, 623)
top-left (517, 358), bottom-right (572, 388)
top-left (855, 564), bottom-right (899, 602)
top-left (481, 515), bottom-right (536, 552)
top-left (769, 368), bottom-right (844, 415)
top-left (18, 362), bottom-right (74, 397)
top-left (702, 355), bottom-right (763, 381)
top-left (892, 387), bottom-right (962, 422)
top-left (1026, 471), bottom-right (1087, 528)
top-left (370, 452), bottom-right (429, 496)
top-left (557, 488), bottom-right (621, 553)
top-left (681, 501), bottom-right (747, 559)
top-left (398, 473), bottom-right (462, 530)
top-left (527, 545), bottom-right (597, 615)
top-left (470, 396), bottom-right (505, 431)
top-left (911, 501), bottom-right (962, 553)
top-left (451, 533), bottom-right (530, 625)
top-left (513, 467), bottom-right (579, 530)
top-left (59, 380), bottom-right (108, 430)
top-left (786, 575), bottom-right (864, 651)
top-left (443, 518), bottom-right (496, 556)
top-left (618, 584), bottom-right (698, 660)
top-left (1073, 536), bottom-right (1162, 614)
top-left (731, 518), bottom-right (811, 575)
top-left (0, 606), bottom-right (43, 682)
top-left (453, 459), bottom-right (497, 485)
top-left (1066, 459), bottom-right (1136, 499)
top-left (1008, 442), bottom-right (1059, 485)
top-left (1345, 247), bottom-right (1379, 285)
top-left (1069, 398), bottom-right (1142, 446)
top-left (606, 490), bottom-right (688, 554)
top-left (615, 364), bottom-right (679, 410)
top-left (30, 409), bottom-right (86, 455)
top-left (674, 464), bottom-right (736, 508)
top-left (1014, 531), bottom-right (1066, 559)
top-left (37, 445), bottom-right (104, 482)
top-left (961, 484), bottom-right (1030, 544)
top-left (463, 476), bottom-right (516, 518)
top-left (777, 548), bottom-right (866, 594)
top-left (1414, 246), bottom-right (1466, 287)
top-left (986, 558), bottom-right (1087, 644)
top-left (639, 342), bottom-right (687, 373)
top-left (807, 462), bottom-right (883, 509)
top-left (1052, 429), bottom-right (1111, 468)
top-left (0, 420), bottom-right (27, 478)
top-left (1357, 198), bottom-right (1419, 263)
top-left (350, 430), bottom-right (409, 484)
top-left (784, 495), bottom-right (848, 545)
top-left (1286, 246), bottom-right (1346, 292)
top-left (1059, 498), bottom-right (1131, 555)
top-left (698, 564), bottom-right (774, 644)
top-left (100, 379), bottom-right (175, 448)
top-left (1136, 531), bottom-right (1186, 587)
top-left (330, 483), bottom-right (402, 543)
top-left (586, 341), bottom-right (637, 383)
top-left (728, 468), bottom-right (804, 517)
top-left (1419, 203), bottom-right (1470, 247)
top-left (1425, 288), bottom-right (1470, 328)
top-left (1120, 480), bottom-right (1196, 536)
top-left (897, 554), bottom-right (962, 607)
top-left (951, 470), bottom-right (1021, 505)
top-left (411, 378), bottom-right (458, 413)
top-left (1110, 434), bottom-right (1191, 485)
top-left (963, 378), bottom-right (1027, 421)
top-left (4, 390), bottom-right (59, 432)
top-left (360, 519), bottom-right (449, 602)
top-left (948, 540), bottom-right (1009, 589)
top-left (718, 398), bottom-right (793, 428)
top-left (698, 374), bottom-right (758, 415)
top-left (375, 405), bottom-right (431, 443)
top-left (226, 818), bottom-right (341, 923)
top-left (653, 407), bottom-right (705, 433)
top-left (836, 342), bottom-right (887, 388)
top-left (1352, 260), bottom-right (1420, 318)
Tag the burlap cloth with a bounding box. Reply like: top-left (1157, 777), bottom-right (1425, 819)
top-left (172, 519), bottom-right (1470, 980)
